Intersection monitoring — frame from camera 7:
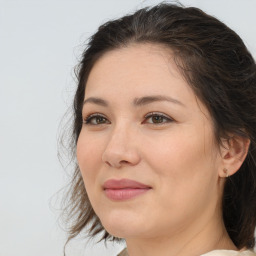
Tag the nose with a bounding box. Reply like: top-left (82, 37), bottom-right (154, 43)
top-left (102, 125), bottom-right (141, 168)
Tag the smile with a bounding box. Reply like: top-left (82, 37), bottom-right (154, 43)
top-left (103, 179), bottom-right (152, 201)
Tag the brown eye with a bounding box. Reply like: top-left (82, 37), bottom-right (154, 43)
top-left (83, 114), bottom-right (110, 125)
top-left (144, 112), bottom-right (173, 124)
top-left (94, 116), bottom-right (107, 124)
top-left (151, 115), bottom-right (164, 123)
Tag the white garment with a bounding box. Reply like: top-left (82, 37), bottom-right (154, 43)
top-left (202, 250), bottom-right (256, 256)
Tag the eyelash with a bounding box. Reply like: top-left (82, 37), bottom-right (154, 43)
top-left (83, 113), bottom-right (109, 125)
top-left (143, 112), bottom-right (174, 124)
top-left (82, 112), bottom-right (174, 126)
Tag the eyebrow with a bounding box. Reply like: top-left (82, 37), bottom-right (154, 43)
top-left (133, 95), bottom-right (185, 107)
top-left (83, 97), bottom-right (108, 107)
top-left (83, 95), bottom-right (184, 107)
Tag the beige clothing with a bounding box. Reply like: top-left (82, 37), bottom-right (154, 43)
top-left (117, 248), bottom-right (256, 256)
top-left (202, 250), bottom-right (256, 256)
top-left (117, 248), bottom-right (128, 256)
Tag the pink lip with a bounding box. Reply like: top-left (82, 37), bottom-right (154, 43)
top-left (103, 179), bottom-right (152, 201)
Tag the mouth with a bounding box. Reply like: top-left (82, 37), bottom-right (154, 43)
top-left (103, 179), bottom-right (152, 201)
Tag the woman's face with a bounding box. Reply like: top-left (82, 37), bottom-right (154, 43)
top-left (77, 44), bottom-right (224, 240)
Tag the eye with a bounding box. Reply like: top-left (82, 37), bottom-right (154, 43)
top-left (83, 113), bottom-right (110, 125)
top-left (143, 112), bottom-right (173, 124)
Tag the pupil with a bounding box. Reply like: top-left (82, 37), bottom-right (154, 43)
top-left (97, 117), bottom-right (105, 123)
top-left (153, 116), bottom-right (163, 123)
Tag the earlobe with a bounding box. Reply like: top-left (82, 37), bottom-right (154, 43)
top-left (223, 168), bottom-right (229, 178)
top-left (219, 135), bottom-right (250, 178)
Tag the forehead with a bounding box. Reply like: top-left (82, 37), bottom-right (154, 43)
top-left (86, 43), bottom-right (191, 97)
top-left (86, 44), bottom-right (206, 114)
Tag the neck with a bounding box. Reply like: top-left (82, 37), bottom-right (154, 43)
top-left (125, 211), bottom-right (237, 256)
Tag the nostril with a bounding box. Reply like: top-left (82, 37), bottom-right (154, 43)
top-left (102, 146), bottom-right (141, 168)
top-left (104, 160), bottom-right (128, 168)
top-left (120, 160), bottom-right (129, 165)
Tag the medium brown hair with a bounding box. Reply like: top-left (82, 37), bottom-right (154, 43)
top-left (62, 3), bottom-right (256, 250)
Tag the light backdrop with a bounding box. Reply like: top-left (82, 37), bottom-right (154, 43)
top-left (0, 0), bottom-right (255, 255)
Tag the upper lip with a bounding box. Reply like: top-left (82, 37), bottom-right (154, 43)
top-left (103, 179), bottom-right (151, 189)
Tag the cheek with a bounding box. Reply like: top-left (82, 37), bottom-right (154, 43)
top-left (144, 125), bottom-right (218, 190)
top-left (76, 131), bottom-right (104, 186)
top-left (142, 128), bottom-right (220, 228)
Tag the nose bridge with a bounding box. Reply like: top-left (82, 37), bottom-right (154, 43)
top-left (102, 119), bottom-right (140, 167)
top-left (106, 120), bottom-right (132, 155)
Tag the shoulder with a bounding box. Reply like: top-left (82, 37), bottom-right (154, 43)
top-left (202, 250), bottom-right (256, 256)
top-left (117, 249), bottom-right (256, 256)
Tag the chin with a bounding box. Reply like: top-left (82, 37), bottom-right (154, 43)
top-left (102, 221), bottom-right (134, 238)
top-left (99, 209), bottom-right (147, 239)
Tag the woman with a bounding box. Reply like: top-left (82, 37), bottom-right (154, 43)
top-left (63, 3), bottom-right (256, 256)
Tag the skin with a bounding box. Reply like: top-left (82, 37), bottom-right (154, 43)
top-left (76, 44), bottom-right (238, 256)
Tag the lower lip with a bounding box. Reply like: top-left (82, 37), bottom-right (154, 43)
top-left (104, 188), bottom-right (151, 201)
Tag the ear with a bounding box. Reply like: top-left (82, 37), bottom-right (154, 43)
top-left (219, 135), bottom-right (250, 178)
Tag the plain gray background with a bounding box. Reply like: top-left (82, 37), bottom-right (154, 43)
top-left (1, 0), bottom-right (256, 255)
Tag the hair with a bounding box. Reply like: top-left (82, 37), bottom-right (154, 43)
top-left (62, 2), bottom-right (256, 251)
